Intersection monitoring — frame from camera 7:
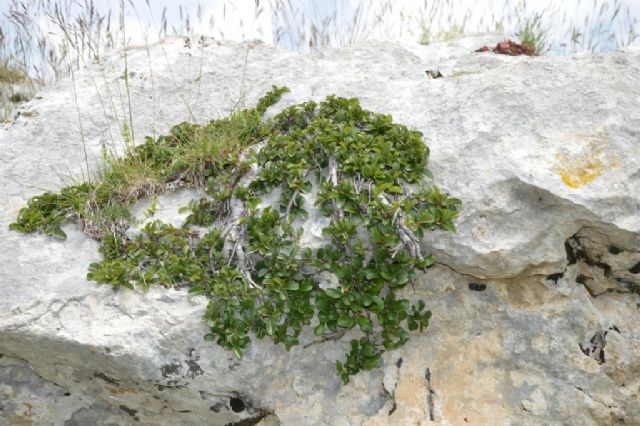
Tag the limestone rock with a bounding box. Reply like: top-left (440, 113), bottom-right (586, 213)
top-left (1, 35), bottom-right (640, 425)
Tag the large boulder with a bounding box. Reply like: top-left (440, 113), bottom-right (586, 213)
top-left (1, 34), bottom-right (639, 425)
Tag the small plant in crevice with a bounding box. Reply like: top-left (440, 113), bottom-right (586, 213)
top-left (516, 13), bottom-right (549, 55)
top-left (10, 86), bottom-right (460, 384)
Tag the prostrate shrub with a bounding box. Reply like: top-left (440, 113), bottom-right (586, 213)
top-left (11, 86), bottom-right (460, 384)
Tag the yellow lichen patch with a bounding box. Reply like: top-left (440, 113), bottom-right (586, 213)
top-left (554, 130), bottom-right (619, 189)
top-left (557, 155), bottom-right (604, 188)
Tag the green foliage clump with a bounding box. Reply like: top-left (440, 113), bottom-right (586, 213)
top-left (10, 183), bottom-right (95, 239)
top-left (10, 86), bottom-right (460, 384)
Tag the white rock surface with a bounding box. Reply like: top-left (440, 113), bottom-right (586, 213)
top-left (1, 35), bottom-right (640, 425)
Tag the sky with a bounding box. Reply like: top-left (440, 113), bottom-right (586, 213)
top-left (87, 0), bottom-right (640, 53)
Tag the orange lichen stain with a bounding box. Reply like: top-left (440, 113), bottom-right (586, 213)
top-left (554, 130), bottom-right (619, 189)
top-left (108, 386), bottom-right (137, 395)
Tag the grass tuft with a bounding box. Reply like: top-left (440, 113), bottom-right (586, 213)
top-left (0, 62), bottom-right (26, 84)
top-left (9, 85), bottom-right (289, 239)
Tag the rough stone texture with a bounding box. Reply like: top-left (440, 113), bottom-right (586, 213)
top-left (1, 34), bottom-right (640, 425)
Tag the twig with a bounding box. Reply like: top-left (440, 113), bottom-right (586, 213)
top-left (284, 189), bottom-right (300, 219)
top-left (303, 329), bottom-right (347, 349)
top-left (377, 193), bottom-right (423, 262)
top-left (281, 169), bottom-right (311, 220)
top-left (328, 156), bottom-right (344, 220)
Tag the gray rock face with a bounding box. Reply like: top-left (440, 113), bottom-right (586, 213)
top-left (1, 34), bottom-right (640, 425)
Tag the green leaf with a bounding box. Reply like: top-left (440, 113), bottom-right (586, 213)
top-left (373, 183), bottom-right (389, 197)
top-left (365, 270), bottom-right (378, 280)
top-left (325, 288), bottom-right (342, 299)
top-left (48, 227), bottom-right (67, 240)
top-left (299, 281), bottom-right (314, 292)
top-left (395, 271), bottom-right (409, 285)
top-left (357, 316), bottom-right (373, 332)
top-left (284, 281), bottom-right (299, 291)
top-left (233, 346), bottom-right (243, 359)
top-left (189, 284), bottom-right (204, 295)
top-left (265, 318), bottom-right (275, 336)
top-left (372, 295), bottom-right (384, 306)
top-left (381, 271), bottom-right (393, 280)
top-left (337, 315), bottom-right (355, 328)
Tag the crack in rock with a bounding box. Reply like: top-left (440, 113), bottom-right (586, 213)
top-left (384, 357), bottom-right (403, 416)
top-left (572, 385), bottom-right (619, 411)
top-left (424, 367), bottom-right (438, 422)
